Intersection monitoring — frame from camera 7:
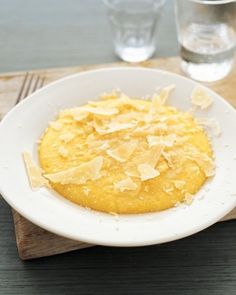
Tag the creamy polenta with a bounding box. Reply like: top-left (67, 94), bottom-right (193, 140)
top-left (37, 89), bottom-right (215, 214)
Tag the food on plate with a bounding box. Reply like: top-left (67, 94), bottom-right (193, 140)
top-left (23, 86), bottom-right (216, 214)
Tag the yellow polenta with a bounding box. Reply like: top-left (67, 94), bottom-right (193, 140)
top-left (39, 92), bottom-right (214, 214)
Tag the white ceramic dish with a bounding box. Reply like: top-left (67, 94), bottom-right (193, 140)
top-left (0, 67), bottom-right (236, 247)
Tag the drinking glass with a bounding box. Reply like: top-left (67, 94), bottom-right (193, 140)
top-left (104, 0), bottom-right (166, 63)
top-left (175, 0), bottom-right (236, 82)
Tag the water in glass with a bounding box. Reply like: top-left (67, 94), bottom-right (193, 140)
top-left (104, 0), bottom-right (165, 62)
top-left (175, 0), bottom-right (236, 82)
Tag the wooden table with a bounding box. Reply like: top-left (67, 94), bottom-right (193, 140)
top-left (1, 1), bottom-right (236, 294)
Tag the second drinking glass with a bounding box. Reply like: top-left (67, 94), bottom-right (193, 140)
top-left (175, 0), bottom-right (236, 82)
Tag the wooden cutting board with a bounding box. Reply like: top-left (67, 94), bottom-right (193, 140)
top-left (1, 56), bottom-right (236, 260)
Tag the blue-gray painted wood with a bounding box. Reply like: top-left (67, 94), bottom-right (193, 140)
top-left (0, 0), bottom-right (178, 73)
top-left (1, 198), bottom-right (236, 295)
top-left (1, 1), bottom-right (236, 294)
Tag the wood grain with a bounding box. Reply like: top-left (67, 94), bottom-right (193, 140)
top-left (12, 210), bottom-right (93, 260)
top-left (0, 56), bottom-right (236, 260)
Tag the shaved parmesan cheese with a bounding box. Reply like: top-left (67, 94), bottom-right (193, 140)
top-left (86, 134), bottom-right (109, 150)
top-left (186, 147), bottom-right (215, 177)
top-left (23, 152), bottom-right (49, 189)
top-left (159, 84), bottom-right (175, 105)
top-left (146, 135), bottom-right (161, 147)
top-left (60, 108), bottom-right (88, 122)
top-left (162, 151), bottom-right (174, 168)
top-left (150, 94), bottom-right (161, 114)
top-left (99, 142), bottom-right (110, 151)
top-left (196, 117), bottom-right (221, 137)
top-left (158, 161), bottom-right (169, 173)
top-left (147, 134), bottom-right (176, 147)
top-left (124, 165), bottom-right (140, 178)
top-left (44, 156), bottom-right (103, 185)
top-left (133, 123), bottom-right (167, 136)
top-left (191, 87), bottom-right (213, 109)
top-left (150, 85), bottom-right (175, 113)
top-left (125, 146), bottom-right (163, 178)
top-left (58, 146), bottom-right (69, 158)
top-left (114, 177), bottom-right (138, 192)
top-left (74, 112), bottom-right (88, 122)
top-left (138, 145), bottom-right (163, 168)
top-left (165, 186), bottom-right (174, 194)
top-left (138, 164), bottom-right (160, 181)
top-left (49, 121), bottom-right (62, 130)
top-left (184, 192), bottom-right (193, 205)
top-left (174, 180), bottom-right (186, 190)
top-left (189, 166), bottom-right (200, 174)
top-left (83, 106), bottom-right (119, 116)
top-left (59, 132), bottom-right (75, 143)
top-left (107, 141), bottom-right (138, 162)
top-left (95, 122), bottom-right (135, 135)
top-left (99, 89), bottom-right (121, 100)
top-left (83, 187), bottom-right (91, 195)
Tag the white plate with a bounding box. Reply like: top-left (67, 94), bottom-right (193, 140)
top-left (0, 67), bottom-right (236, 246)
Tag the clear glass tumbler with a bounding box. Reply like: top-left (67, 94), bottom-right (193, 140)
top-left (104, 0), bottom-right (166, 63)
top-left (175, 0), bottom-right (236, 82)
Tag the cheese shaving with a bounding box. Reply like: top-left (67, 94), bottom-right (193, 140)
top-left (99, 89), bottom-right (121, 100)
top-left (186, 147), bottom-right (215, 177)
top-left (150, 94), bottom-right (161, 114)
top-left (184, 192), bottom-right (194, 205)
top-left (23, 152), bottom-right (49, 189)
top-left (114, 177), bottom-right (138, 192)
top-left (49, 121), bottom-right (62, 130)
top-left (59, 132), bottom-right (75, 143)
top-left (60, 108), bottom-right (88, 122)
top-left (147, 134), bottom-right (176, 147)
top-left (107, 141), bottom-right (138, 162)
top-left (83, 187), bottom-right (91, 196)
top-left (137, 164), bottom-right (160, 181)
top-left (44, 156), bottom-right (103, 185)
top-left (191, 87), bottom-right (213, 109)
top-left (162, 151), bottom-right (174, 168)
top-left (86, 134), bottom-right (109, 150)
top-left (74, 112), bottom-right (88, 122)
top-left (136, 145), bottom-right (163, 168)
top-left (159, 84), bottom-right (175, 105)
top-left (150, 85), bottom-right (175, 113)
top-left (95, 122), bottom-right (135, 135)
top-left (174, 180), bottom-right (186, 190)
top-left (125, 146), bottom-right (163, 178)
top-left (58, 146), bottom-right (69, 158)
top-left (83, 106), bottom-right (119, 116)
top-left (196, 117), bottom-right (221, 137)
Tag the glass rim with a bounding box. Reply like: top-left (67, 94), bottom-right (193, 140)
top-left (184, 0), bottom-right (236, 4)
top-left (103, 0), bottom-right (166, 12)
